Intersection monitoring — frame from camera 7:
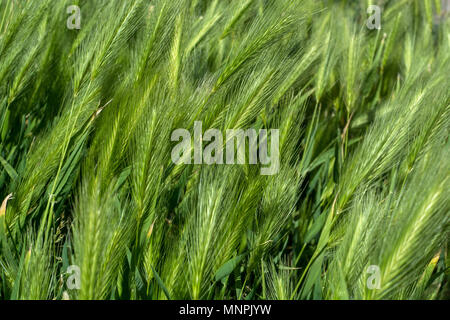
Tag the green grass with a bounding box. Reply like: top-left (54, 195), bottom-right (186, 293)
top-left (0, 0), bottom-right (448, 300)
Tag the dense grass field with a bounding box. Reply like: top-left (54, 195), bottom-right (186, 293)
top-left (0, 0), bottom-right (448, 300)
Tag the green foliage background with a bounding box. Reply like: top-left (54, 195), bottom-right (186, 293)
top-left (0, 0), bottom-right (448, 300)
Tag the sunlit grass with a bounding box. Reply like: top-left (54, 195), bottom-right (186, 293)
top-left (0, 0), bottom-right (448, 300)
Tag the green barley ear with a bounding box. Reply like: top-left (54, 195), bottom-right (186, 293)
top-left (0, 0), bottom-right (448, 301)
top-left (16, 233), bottom-right (54, 300)
top-left (72, 177), bottom-right (132, 300)
top-left (324, 139), bottom-right (449, 300)
top-left (169, 15), bottom-right (183, 94)
top-left (264, 257), bottom-right (295, 300)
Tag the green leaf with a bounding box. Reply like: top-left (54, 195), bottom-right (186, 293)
top-left (304, 211), bottom-right (327, 244)
top-left (151, 265), bottom-right (171, 300)
top-left (0, 155), bottom-right (18, 181)
top-left (214, 253), bottom-right (246, 282)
